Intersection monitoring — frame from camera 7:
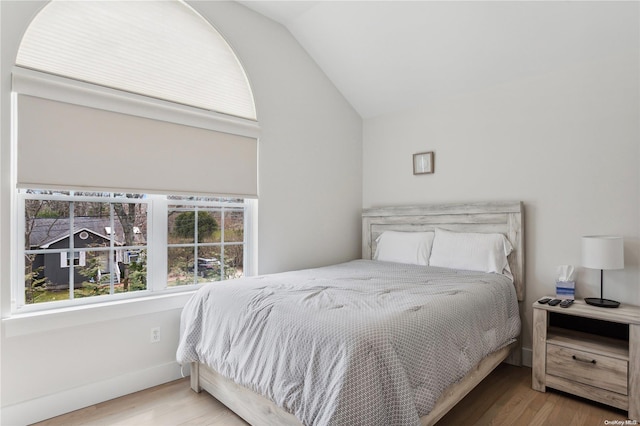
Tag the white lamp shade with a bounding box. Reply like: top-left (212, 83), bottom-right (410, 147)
top-left (581, 236), bottom-right (624, 270)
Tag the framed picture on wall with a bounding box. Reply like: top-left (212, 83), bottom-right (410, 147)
top-left (413, 151), bottom-right (434, 175)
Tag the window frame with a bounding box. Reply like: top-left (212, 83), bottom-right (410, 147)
top-left (167, 198), bottom-right (247, 285)
top-left (14, 190), bottom-right (255, 314)
top-left (12, 67), bottom-right (260, 140)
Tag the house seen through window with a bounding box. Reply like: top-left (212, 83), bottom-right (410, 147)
top-left (21, 191), bottom-right (249, 307)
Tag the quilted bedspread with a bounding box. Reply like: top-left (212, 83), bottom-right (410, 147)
top-left (177, 260), bottom-right (520, 425)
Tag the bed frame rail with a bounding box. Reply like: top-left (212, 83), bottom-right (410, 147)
top-left (190, 341), bottom-right (517, 426)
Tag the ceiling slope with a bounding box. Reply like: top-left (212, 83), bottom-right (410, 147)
top-left (239, 1), bottom-right (639, 119)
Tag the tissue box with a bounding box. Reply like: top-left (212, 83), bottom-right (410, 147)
top-left (556, 281), bottom-right (575, 299)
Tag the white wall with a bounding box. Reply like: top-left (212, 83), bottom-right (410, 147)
top-left (363, 51), bottom-right (640, 358)
top-left (0, 1), bottom-right (362, 424)
top-left (191, 2), bottom-right (363, 275)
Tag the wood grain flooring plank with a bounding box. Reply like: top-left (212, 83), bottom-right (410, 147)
top-left (33, 365), bottom-right (629, 426)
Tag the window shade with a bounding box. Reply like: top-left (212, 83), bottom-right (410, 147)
top-left (16, 0), bottom-right (256, 121)
top-left (16, 95), bottom-right (258, 198)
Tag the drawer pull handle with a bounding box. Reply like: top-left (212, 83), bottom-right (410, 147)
top-left (572, 355), bottom-right (596, 364)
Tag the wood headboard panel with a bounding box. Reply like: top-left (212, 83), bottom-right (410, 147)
top-left (362, 201), bottom-right (525, 301)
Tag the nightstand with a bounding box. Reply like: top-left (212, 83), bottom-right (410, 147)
top-left (532, 299), bottom-right (640, 420)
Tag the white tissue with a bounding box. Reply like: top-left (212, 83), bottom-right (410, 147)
top-left (556, 265), bottom-right (576, 282)
top-left (556, 265), bottom-right (576, 299)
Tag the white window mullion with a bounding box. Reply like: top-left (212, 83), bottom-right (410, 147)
top-left (194, 208), bottom-right (199, 284)
top-left (148, 194), bottom-right (167, 292)
top-left (109, 203), bottom-right (115, 294)
top-left (68, 200), bottom-right (75, 300)
top-left (220, 206), bottom-right (225, 281)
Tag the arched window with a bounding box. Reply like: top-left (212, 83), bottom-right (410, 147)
top-left (16, 0), bottom-right (256, 120)
top-left (12, 0), bottom-right (258, 311)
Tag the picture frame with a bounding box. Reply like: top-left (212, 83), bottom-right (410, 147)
top-left (413, 151), bottom-right (434, 175)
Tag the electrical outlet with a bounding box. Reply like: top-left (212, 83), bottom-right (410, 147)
top-left (150, 327), bottom-right (161, 343)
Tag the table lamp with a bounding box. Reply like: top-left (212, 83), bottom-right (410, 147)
top-left (581, 235), bottom-right (624, 308)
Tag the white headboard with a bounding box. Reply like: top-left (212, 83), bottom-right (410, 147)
top-left (362, 201), bottom-right (525, 301)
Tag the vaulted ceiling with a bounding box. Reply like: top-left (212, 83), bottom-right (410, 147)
top-left (239, 1), bottom-right (638, 119)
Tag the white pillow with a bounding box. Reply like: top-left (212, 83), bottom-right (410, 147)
top-left (429, 228), bottom-right (513, 276)
top-left (374, 231), bottom-right (435, 266)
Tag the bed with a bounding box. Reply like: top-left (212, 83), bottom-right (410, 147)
top-left (177, 201), bottom-right (524, 425)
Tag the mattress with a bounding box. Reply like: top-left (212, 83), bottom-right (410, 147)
top-left (177, 259), bottom-right (521, 425)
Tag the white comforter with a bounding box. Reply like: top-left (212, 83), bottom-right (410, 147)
top-left (177, 260), bottom-right (520, 425)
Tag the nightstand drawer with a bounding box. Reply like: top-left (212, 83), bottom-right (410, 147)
top-left (547, 343), bottom-right (628, 395)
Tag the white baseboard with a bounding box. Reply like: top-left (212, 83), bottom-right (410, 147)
top-left (2, 361), bottom-right (185, 426)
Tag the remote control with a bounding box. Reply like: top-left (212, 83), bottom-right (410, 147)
top-left (560, 299), bottom-right (574, 308)
top-left (547, 299), bottom-right (562, 306)
top-left (537, 298), bottom-right (552, 304)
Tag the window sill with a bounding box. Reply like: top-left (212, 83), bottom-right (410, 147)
top-left (2, 291), bottom-right (196, 338)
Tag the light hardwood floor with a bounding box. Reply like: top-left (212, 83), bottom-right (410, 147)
top-left (33, 364), bottom-right (629, 426)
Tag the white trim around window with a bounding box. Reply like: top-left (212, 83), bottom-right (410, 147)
top-left (3, 291), bottom-right (196, 338)
top-left (12, 67), bottom-right (260, 139)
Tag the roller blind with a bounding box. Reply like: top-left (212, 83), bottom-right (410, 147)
top-left (16, 95), bottom-right (258, 197)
